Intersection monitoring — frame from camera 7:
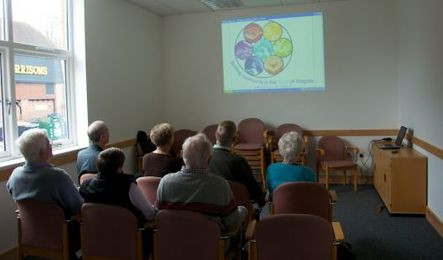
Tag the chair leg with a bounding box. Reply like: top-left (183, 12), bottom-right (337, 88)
top-left (260, 149), bottom-right (265, 190)
top-left (325, 167), bottom-right (329, 190)
top-left (353, 167), bottom-right (358, 192)
top-left (343, 170), bottom-right (347, 186)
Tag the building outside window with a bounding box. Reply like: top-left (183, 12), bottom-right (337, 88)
top-left (0, 0), bottom-right (75, 159)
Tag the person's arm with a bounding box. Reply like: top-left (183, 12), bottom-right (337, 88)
top-left (237, 158), bottom-right (265, 207)
top-left (128, 183), bottom-right (156, 220)
top-left (58, 172), bottom-right (84, 216)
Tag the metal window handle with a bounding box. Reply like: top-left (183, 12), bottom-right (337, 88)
top-left (6, 100), bottom-right (22, 115)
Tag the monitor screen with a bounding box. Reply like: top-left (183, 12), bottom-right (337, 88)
top-left (395, 126), bottom-right (407, 146)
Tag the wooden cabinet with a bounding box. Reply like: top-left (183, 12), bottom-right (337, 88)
top-left (373, 145), bottom-right (427, 214)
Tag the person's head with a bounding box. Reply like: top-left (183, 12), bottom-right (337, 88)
top-left (182, 133), bottom-right (212, 169)
top-left (278, 131), bottom-right (304, 163)
top-left (87, 120), bottom-right (109, 148)
top-left (96, 147), bottom-right (125, 177)
top-left (16, 128), bottom-right (52, 163)
top-left (150, 123), bottom-right (174, 149)
top-left (215, 120), bottom-right (236, 146)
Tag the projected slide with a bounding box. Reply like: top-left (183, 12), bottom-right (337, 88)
top-left (222, 12), bottom-right (325, 93)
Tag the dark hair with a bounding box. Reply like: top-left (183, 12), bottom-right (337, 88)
top-left (96, 147), bottom-right (125, 176)
top-left (216, 120), bottom-right (236, 146)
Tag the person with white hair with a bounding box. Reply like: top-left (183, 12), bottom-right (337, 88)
top-left (157, 133), bottom-right (247, 233)
top-left (76, 120), bottom-right (109, 179)
top-left (7, 128), bottom-right (83, 217)
top-left (266, 131), bottom-right (316, 194)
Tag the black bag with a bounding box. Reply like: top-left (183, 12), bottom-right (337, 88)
top-left (337, 241), bottom-right (356, 260)
top-left (136, 131), bottom-right (156, 155)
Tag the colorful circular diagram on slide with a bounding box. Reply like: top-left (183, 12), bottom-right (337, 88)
top-left (234, 21), bottom-right (293, 78)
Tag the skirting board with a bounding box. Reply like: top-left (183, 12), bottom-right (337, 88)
top-left (426, 207), bottom-right (443, 238)
top-left (0, 247), bottom-right (16, 260)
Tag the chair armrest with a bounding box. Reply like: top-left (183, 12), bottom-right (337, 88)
top-left (265, 130), bottom-right (275, 151)
top-left (68, 214), bottom-right (81, 222)
top-left (245, 219), bottom-right (257, 241)
top-left (332, 221), bottom-right (345, 243)
top-left (346, 146), bottom-right (359, 159)
top-left (329, 190), bottom-right (338, 203)
top-left (144, 220), bottom-right (156, 229)
top-left (316, 148), bottom-right (325, 157)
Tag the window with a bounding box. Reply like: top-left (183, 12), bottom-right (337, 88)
top-left (0, 0), bottom-right (75, 160)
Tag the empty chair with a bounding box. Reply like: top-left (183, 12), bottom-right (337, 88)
top-left (201, 124), bottom-right (218, 145)
top-left (316, 136), bottom-right (359, 191)
top-left (136, 176), bottom-right (161, 205)
top-left (234, 118), bottom-right (268, 188)
top-left (229, 181), bottom-right (254, 221)
top-left (272, 182), bottom-right (330, 220)
top-left (271, 182), bottom-right (344, 257)
top-left (16, 199), bottom-right (75, 260)
top-left (171, 129), bottom-right (197, 156)
top-left (154, 209), bottom-right (225, 260)
top-left (270, 123), bottom-right (308, 165)
top-left (248, 214), bottom-right (333, 260)
top-left (81, 203), bottom-right (145, 260)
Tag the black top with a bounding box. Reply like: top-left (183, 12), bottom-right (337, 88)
top-left (209, 147), bottom-right (265, 207)
top-left (79, 173), bottom-right (145, 224)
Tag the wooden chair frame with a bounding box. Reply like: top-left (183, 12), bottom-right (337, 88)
top-left (16, 210), bottom-right (73, 260)
top-left (316, 146), bottom-right (359, 191)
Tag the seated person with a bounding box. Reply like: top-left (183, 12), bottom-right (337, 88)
top-left (157, 133), bottom-right (247, 233)
top-left (267, 131), bottom-right (316, 194)
top-left (7, 128), bottom-right (83, 217)
top-left (209, 120), bottom-right (265, 207)
top-left (80, 147), bottom-right (155, 223)
top-left (142, 123), bottom-right (183, 177)
top-left (76, 120), bottom-right (109, 181)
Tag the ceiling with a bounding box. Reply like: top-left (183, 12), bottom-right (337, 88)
top-left (126, 0), bottom-right (344, 17)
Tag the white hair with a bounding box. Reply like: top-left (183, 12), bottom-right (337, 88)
top-left (278, 131), bottom-right (304, 163)
top-left (87, 120), bottom-right (108, 143)
top-left (16, 128), bottom-right (49, 163)
top-left (182, 133), bottom-right (212, 169)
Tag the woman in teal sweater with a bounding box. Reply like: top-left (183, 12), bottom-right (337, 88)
top-left (267, 131), bottom-right (316, 194)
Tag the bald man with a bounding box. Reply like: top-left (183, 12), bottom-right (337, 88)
top-left (76, 121), bottom-right (109, 180)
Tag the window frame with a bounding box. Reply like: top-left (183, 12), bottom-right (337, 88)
top-left (0, 0), bottom-right (77, 162)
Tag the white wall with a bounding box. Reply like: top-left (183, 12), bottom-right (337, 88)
top-left (161, 0), bottom-right (398, 131)
top-left (396, 0), bottom-right (443, 220)
top-left (0, 0), bottom-right (161, 252)
top-left (85, 0), bottom-right (162, 141)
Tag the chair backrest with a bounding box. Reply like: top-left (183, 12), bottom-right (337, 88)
top-left (171, 129), bottom-right (197, 156)
top-left (229, 181), bottom-right (253, 220)
top-left (318, 136), bottom-right (346, 161)
top-left (273, 182), bottom-right (330, 221)
top-left (253, 214), bottom-right (333, 260)
top-left (275, 123), bottom-right (304, 141)
top-left (136, 176), bottom-right (161, 205)
top-left (201, 124), bottom-right (218, 146)
top-left (237, 118), bottom-right (265, 145)
top-left (155, 209), bottom-right (222, 260)
top-left (81, 203), bottom-right (141, 260)
top-left (17, 199), bottom-right (66, 251)
top-left (79, 173), bottom-right (97, 185)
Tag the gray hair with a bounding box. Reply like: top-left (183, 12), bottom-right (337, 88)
top-left (278, 131), bottom-right (304, 163)
top-left (182, 133), bottom-right (212, 169)
top-left (87, 120), bottom-right (108, 143)
top-left (16, 128), bottom-right (49, 163)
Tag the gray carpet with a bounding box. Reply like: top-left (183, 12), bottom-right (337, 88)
top-left (332, 185), bottom-right (443, 260)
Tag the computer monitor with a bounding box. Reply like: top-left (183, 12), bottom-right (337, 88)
top-left (395, 126), bottom-right (407, 146)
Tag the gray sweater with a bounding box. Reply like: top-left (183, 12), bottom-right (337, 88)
top-left (7, 162), bottom-right (83, 217)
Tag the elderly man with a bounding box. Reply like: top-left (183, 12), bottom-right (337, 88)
top-left (209, 120), bottom-right (265, 207)
top-left (7, 128), bottom-right (83, 217)
top-left (157, 133), bottom-right (247, 233)
top-left (76, 120), bottom-right (109, 179)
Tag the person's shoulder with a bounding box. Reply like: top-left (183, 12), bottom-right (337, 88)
top-left (267, 162), bottom-right (283, 170)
